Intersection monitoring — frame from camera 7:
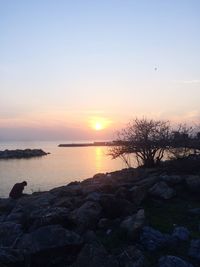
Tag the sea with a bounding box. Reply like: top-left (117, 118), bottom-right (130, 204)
top-left (0, 141), bottom-right (129, 198)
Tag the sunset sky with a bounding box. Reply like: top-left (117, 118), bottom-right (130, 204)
top-left (1, 0), bottom-right (200, 140)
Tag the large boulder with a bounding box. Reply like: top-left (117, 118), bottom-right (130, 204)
top-left (185, 175), bottom-right (200, 192)
top-left (28, 206), bottom-right (70, 230)
top-left (158, 255), bottom-right (194, 267)
top-left (100, 194), bottom-right (135, 219)
top-left (70, 201), bottom-right (102, 230)
top-left (71, 244), bottom-right (119, 267)
top-left (188, 239), bottom-right (200, 262)
top-left (140, 227), bottom-right (176, 251)
top-left (117, 246), bottom-right (145, 267)
top-left (128, 186), bottom-right (147, 206)
top-left (160, 175), bottom-right (183, 185)
top-left (0, 248), bottom-right (25, 266)
top-left (120, 209), bottom-right (145, 240)
top-left (0, 222), bottom-right (23, 247)
top-left (17, 224), bottom-right (82, 254)
top-left (149, 181), bottom-right (176, 200)
top-left (0, 198), bottom-right (16, 213)
top-left (172, 227), bottom-right (190, 241)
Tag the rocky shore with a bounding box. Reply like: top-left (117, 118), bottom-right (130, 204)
top-left (0, 149), bottom-right (49, 159)
top-left (0, 159), bottom-right (200, 267)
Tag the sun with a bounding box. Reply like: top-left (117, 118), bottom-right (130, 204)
top-left (94, 122), bottom-right (103, 131)
top-left (89, 117), bottom-right (111, 131)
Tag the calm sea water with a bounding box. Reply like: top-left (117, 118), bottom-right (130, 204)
top-left (0, 141), bottom-right (127, 198)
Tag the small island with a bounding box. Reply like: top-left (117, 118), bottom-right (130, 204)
top-left (0, 149), bottom-right (49, 159)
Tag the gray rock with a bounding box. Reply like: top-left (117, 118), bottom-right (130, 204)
top-left (71, 244), bottom-right (119, 267)
top-left (120, 209), bottom-right (145, 240)
top-left (0, 198), bottom-right (16, 213)
top-left (149, 181), bottom-right (176, 200)
top-left (140, 226), bottom-right (176, 251)
top-left (17, 224), bottom-right (82, 254)
top-left (160, 175), bottom-right (183, 185)
top-left (0, 149), bottom-right (48, 159)
top-left (0, 248), bottom-right (25, 265)
top-left (172, 227), bottom-right (190, 241)
top-left (158, 255), bottom-right (194, 267)
top-left (188, 239), bottom-right (200, 262)
top-left (28, 206), bottom-right (69, 229)
top-left (129, 186), bottom-right (147, 206)
top-left (188, 208), bottom-right (200, 215)
top-left (86, 192), bottom-right (102, 202)
top-left (117, 246), bottom-right (145, 267)
top-left (98, 218), bottom-right (111, 229)
top-left (100, 194), bottom-right (135, 219)
top-left (0, 222), bottom-right (23, 247)
top-left (185, 175), bottom-right (200, 192)
top-left (70, 201), bottom-right (102, 230)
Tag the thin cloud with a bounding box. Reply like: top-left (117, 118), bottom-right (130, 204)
top-left (176, 80), bottom-right (200, 84)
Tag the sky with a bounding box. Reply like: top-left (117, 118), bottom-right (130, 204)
top-left (0, 0), bottom-right (200, 141)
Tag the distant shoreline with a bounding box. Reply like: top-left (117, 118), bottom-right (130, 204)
top-left (58, 141), bottom-right (117, 147)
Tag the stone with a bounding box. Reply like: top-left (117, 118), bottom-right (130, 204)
top-left (140, 227), bottom-right (176, 251)
top-left (129, 186), bottom-right (147, 206)
top-left (0, 198), bottom-right (16, 213)
top-left (0, 222), bottom-right (23, 247)
top-left (71, 244), bottom-right (119, 267)
top-left (0, 248), bottom-right (25, 265)
top-left (86, 192), bottom-right (102, 202)
top-left (158, 255), bottom-right (194, 267)
top-left (149, 181), bottom-right (176, 200)
top-left (28, 206), bottom-right (70, 230)
top-left (100, 194), bottom-right (135, 219)
top-left (188, 239), bottom-right (200, 262)
top-left (160, 175), bottom-right (183, 185)
top-left (172, 227), bottom-right (190, 241)
top-left (70, 201), bottom-right (102, 230)
top-left (98, 218), bottom-right (111, 229)
top-left (120, 209), bottom-right (145, 240)
top-left (117, 246), bottom-right (145, 267)
top-left (17, 224), bottom-right (82, 254)
top-left (185, 175), bottom-right (200, 192)
top-left (188, 208), bottom-right (200, 215)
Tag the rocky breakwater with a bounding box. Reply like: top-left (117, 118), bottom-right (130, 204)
top-left (0, 166), bottom-right (200, 266)
top-left (0, 149), bottom-right (49, 159)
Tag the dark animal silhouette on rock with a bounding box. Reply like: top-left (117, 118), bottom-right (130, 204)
top-left (9, 181), bottom-right (27, 199)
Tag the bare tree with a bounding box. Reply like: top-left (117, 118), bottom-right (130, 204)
top-left (108, 118), bottom-right (171, 168)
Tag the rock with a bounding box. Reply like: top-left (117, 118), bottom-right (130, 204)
top-left (149, 181), bottom-right (176, 200)
top-left (188, 208), bottom-right (200, 215)
top-left (115, 187), bottom-right (129, 199)
top-left (120, 209), bottom-right (145, 240)
top-left (17, 224), bottom-right (82, 254)
top-left (129, 186), bottom-right (147, 206)
top-left (50, 184), bottom-right (82, 197)
top-left (0, 198), bottom-right (16, 213)
top-left (158, 255), bottom-right (194, 267)
top-left (0, 222), bottom-right (23, 247)
top-left (172, 227), bottom-right (190, 241)
top-left (70, 201), bottom-right (102, 230)
top-left (28, 206), bottom-right (70, 230)
top-left (117, 246), bottom-right (145, 267)
top-left (185, 175), bottom-right (200, 192)
top-left (140, 227), bottom-right (176, 251)
top-left (0, 248), bottom-right (25, 265)
top-left (188, 239), bottom-right (200, 262)
top-left (160, 175), bottom-right (183, 185)
top-left (98, 218), bottom-right (111, 229)
top-left (86, 192), bottom-right (102, 202)
top-left (0, 149), bottom-right (48, 159)
top-left (100, 194), bottom-right (135, 219)
top-left (71, 244), bottom-right (119, 267)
